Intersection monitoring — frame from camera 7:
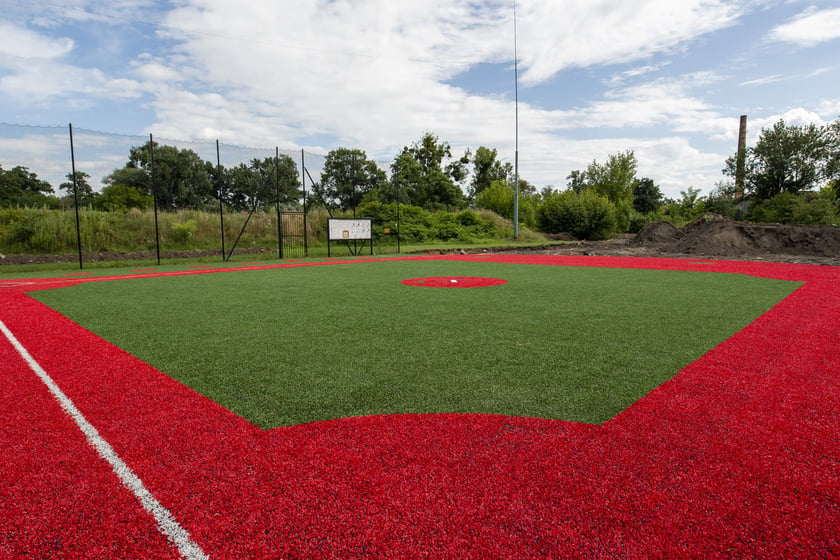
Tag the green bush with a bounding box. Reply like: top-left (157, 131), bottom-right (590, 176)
top-left (474, 180), bottom-right (538, 230)
top-left (537, 190), bottom-right (617, 240)
top-left (749, 192), bottom-right (838, 225)
top-left (170, 219), bottom-right (197, 244)
top-left (94, 185), bottom-right (153, 212)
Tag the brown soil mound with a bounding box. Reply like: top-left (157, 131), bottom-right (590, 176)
top-left (635, 215), bottom-right (840, 259)
top-left (631, 221), bottom-right (684, 246)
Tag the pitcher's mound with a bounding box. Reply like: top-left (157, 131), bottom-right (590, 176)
top-left (401, 276), bottom-right (507, 288)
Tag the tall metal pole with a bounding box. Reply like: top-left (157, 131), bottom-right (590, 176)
top-left (513, 1), bottom-right (520, 241)
top-left (276, 147), bottom-right (283, 259)
top-left (217, 140), bottom-right (226, 262)
top-left (150, 133), bottom-right (161, 265)
top-left (396, 179), bottom-right (401, 254)
top-left (68, 123), bottom-right (83, 269)
top-left (301, 149), bottom-right (308, 257)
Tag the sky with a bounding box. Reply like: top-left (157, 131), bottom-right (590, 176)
top-left (1, 0), bottom-right (840, 199)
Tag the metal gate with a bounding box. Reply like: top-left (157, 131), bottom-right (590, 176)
top-left (279, 212), bottom-right (307, 259)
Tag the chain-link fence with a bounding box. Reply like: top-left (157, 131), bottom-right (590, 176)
top-left (1, 122), bottom-right (332, 266)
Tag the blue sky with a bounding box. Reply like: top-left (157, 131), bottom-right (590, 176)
top-left (1, 0), bottom-right (839, 199)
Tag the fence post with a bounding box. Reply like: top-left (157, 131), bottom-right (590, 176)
top-left (217, 140), bottom-right (225, 261)
top-left (150, 133), bottom-right (161, 265)
top-left (68, 123), bottom-right (83, 269)
top-left (276, 147), bottom-right (283, 259)
top-left (301, 149), bottom-right (308, 257)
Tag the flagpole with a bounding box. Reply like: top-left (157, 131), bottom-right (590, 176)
top-left (513, 1), bottom-right (520, 241)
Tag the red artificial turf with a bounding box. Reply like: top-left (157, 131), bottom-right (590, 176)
top-left (1, 255), bottom-right (839, 558)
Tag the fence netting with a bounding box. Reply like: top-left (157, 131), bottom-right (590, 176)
top-left (0, 122), bottom-right (334, 264)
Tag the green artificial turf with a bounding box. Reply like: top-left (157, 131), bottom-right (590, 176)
top-left (31, 260), bottom-right (800, 428)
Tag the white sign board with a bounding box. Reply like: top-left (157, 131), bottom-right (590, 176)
top-left (328, 218), bottom-right (372, 241)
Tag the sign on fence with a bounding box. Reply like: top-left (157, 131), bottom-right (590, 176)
top-left (327, 218), bottom-right (373, 256)
top-left (328, 219), bottom-right (372, 241)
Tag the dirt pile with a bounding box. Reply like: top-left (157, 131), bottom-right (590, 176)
top-left (633, 215), bottom-right (840, 259)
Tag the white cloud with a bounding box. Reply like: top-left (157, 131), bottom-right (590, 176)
top-left (514, 133), bottom-right (724, 198)
top-left (515, 0), bottom-right (742, 85)
top-left (4, 0), bottom-right (835, 199)
top-left (140, 2), bottom-right (743, 172)
top-left (739, 74), bottom-right (788, 86)
top-left (767, 7), bottom-right (840, 47)
top-left (737, 108), bottom-right (828, 146)
top-left (0, 59), bottom-right (142, 104)
top-left (0, 23), bottom-right (73, 60)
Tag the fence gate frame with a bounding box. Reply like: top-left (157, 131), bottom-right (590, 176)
top-left (279, 211), bottom-right (307, 259)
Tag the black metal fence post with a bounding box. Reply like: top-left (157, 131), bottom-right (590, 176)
top-left (68, 123), bottom-right (84, 269)
top-left (276, 147), bottom-right (283, 259)
top-left (217, 140), bottom-right (226, 262)
top-left (150, 133), bottom-right (160, 265)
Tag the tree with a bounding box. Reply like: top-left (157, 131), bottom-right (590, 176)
top-left (704, 180), bottom-right (740, 219)
top-left (475, 180), bottom-right (513, 218)
top-left (725, 119), bottom-right (830, 200)
top-left (566, 169), bottom-right (586, 193)
top-left (391, 132), bottom-right (467, 210)
top-left (315, 148), bottom-right (386, 213)
top-left (94, 184), bottom-right (153, 211)
top-left (631, 177), bottom-right (663, 214)
top-left (103, 166), bottom-right (149, 192)
top-left (470, 146), bottom-right (511, 199)
top-left (584, 150), bottom-right (637, 205)
top-left (825, 120), bottom-right (840, 200)
top-left (224, 155), bottom-right (300, 211)
top-left (59, 171), bottom-right (97, 207)
top-left (0, 165), bottom-right (56, 207)
top-left (111, 141), bottom-right (215, 210)
top-left (566, 150), bottom-right (638, 205)
top-left (678, 187), bottom-right (705, 218)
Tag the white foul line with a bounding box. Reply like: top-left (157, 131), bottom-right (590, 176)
top-left (0, 319), bottom-right (209, 560)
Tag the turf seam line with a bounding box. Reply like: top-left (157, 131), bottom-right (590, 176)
top-left (0, 319), bottom-right (209, 560)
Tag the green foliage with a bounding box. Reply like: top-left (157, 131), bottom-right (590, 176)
top-left (59, 171), bottom-right (98, 207)
top-left (749, 191), bottom-right (839, 225)
top-left (391, 132), bottom-right (467, 211)
top-left (537, 189), bottom-right (616, 240)
top-left (1, 208), bottom-right (74, 252)
top-left (474, 180), bottom-right (537, 229)
top-left (0, 165), bottom-right (58, 208)
top-left (704, 181), bottom-right (741, 219)
top-left (94, 184), bottom-right (153, 212)
top-left (725, 118), bottom-right (837, 201)
top-left (223, 155), bottom-right (300, 211)
top-left (314, 148), bottom-right (385, 213)
top-left (114, 141), bottom-right (215, 210)
top-left (354, 201), bottom-right (497, 244)
top-left (631, 177), bottom-right (663, 214)
top-left (169, 219), bottom-right (197, 243)
top-left (567, 150), bottom-right (638, 205)
top-left (470, 146), bottom-right (511, 199)
top-left (474, 180), bottom-right (513, 218)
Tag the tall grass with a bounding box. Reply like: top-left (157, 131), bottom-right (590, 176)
top-left (0, 206), bottom-right (545, 255)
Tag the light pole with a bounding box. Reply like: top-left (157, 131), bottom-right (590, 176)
top-left (513, 1), bottom-right (520, 240)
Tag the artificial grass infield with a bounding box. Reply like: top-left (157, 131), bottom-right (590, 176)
top-left (1, 254), bottom-right (839, 558)
top-left (31, 260), bottom-right (797, 428)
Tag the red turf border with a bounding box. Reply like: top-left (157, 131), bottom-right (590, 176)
top-left (1, 255), bottom-right (839, 558)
